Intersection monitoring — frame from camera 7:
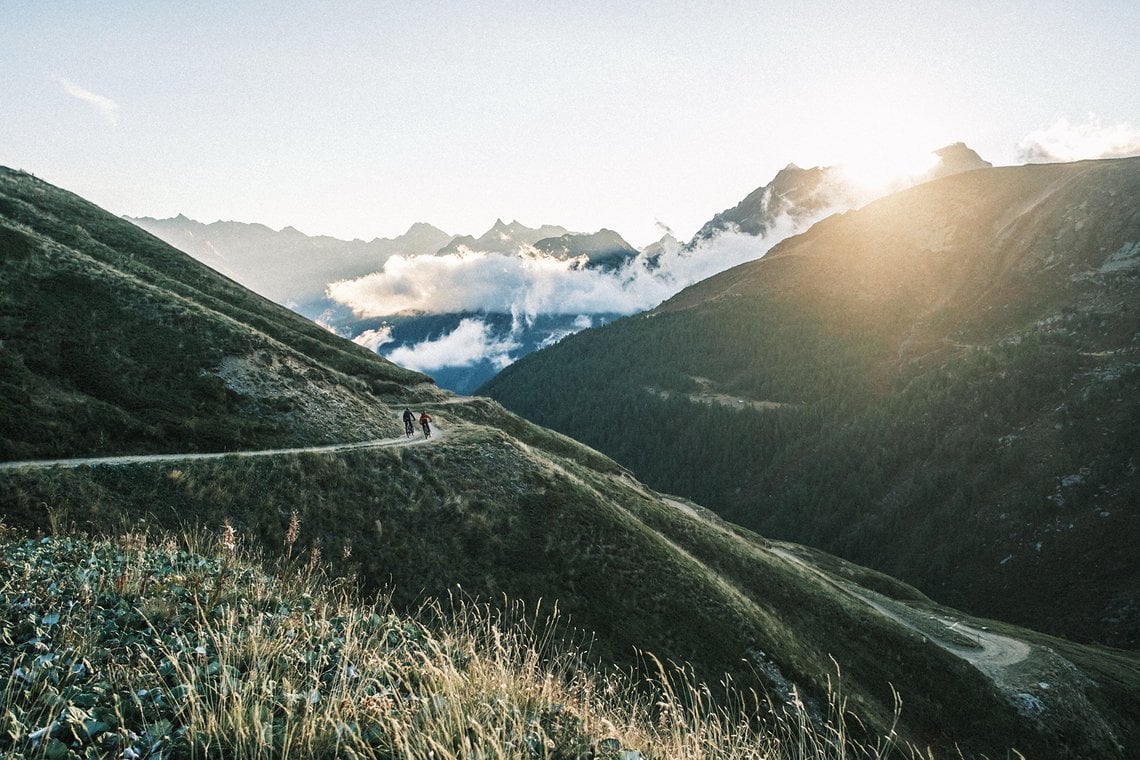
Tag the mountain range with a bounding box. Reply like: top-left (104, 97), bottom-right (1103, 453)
top-left (691, 142), bottom-right (991, 244)
top-left (532, 228), bottom-right (640, 271)
top-left (127, 215), bottom-right (640, 311)
top-left (483, 156), bottom-right (1140, 653)
top-left (436, 218), bottom-right (572, 255)
top-left (4, 165), bottom-right (1139, 757)
top-left (130, 144), bottom-right (992, 398)
top-left (125, 215), bottom-right (453, 307)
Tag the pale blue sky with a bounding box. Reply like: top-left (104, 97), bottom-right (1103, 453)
top-left (3, 1), bottom-right (1138, 245)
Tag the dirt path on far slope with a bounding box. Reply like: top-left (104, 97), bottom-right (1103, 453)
top-left (659, 497), bottom-right (1031, 676)
top-left (768, 545), bottom-right (1031, 672)
top-left (653, 497), bottom-right (1136, 740)
top-left (0, 417), bottom-right (448, 472)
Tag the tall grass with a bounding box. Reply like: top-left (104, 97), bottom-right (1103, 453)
top-left (0, 522), bottom-right (920, 759)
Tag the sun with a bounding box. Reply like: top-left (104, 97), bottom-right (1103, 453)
top-left (806, 93), bottom-right (950, 196)
top-left (834, 144), bottom-right (943, 194)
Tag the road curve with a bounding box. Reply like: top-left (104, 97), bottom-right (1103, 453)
top-left (659, 496), bottom-right (1032, 675)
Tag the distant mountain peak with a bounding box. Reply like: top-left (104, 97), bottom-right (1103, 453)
top-left (930, 142), bottom-right (993, 178)
top-left (405, 221), bottom-right (447, 236)
top-left (691, 163), bottom-right (834, 243)
top-left (532, 228), bottom-right (638, 271)
top-left (690, 142), bottom-right (995, 247)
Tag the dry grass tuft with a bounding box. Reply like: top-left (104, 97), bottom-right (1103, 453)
top-left (0, 524), bottom-right (920, 759)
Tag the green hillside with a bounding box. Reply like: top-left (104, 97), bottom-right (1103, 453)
top-left (0, 167), bottom-right (434, 460)
top-left (2, 166), bottom-right (1138, 758)
top-left (483, 157), bottom-right (1140, 649)
top-left (2, 528), bottom-right (903, 759)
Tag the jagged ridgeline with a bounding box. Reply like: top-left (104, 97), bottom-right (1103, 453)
top-left (2, 166), bottom-right (1139, 758)
top-left (483, 157), bottom-right (1140, 650)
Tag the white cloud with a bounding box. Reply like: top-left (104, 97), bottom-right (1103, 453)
top-left (538, 315), bottom-right (594, 349)
top-left (314, 309), bottom-right (349, 336)
top-left (352, 325), bottom-right (395, 351)
top-left (1017, 116), bottom-right (1140, 163)
top-left (55, 76), bottom-right (120, 124)
top-left (327, 208), bottom-right (830, 325)
top-left (385, 318), bottom-right (521, 371)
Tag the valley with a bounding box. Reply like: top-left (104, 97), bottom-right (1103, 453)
top-left (7, 3), bottom-right (1139, 757)
top-left (2, 163), bottom-right (1139, 757)
top-left (484, 157), bottom-right (1140, 651)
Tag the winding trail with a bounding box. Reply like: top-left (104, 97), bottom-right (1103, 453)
top-left (660, 496), bottom-right (1032, 678)
top-left (768, 546), bottom-right (1031, 673)
top-left (0, 420), bottom-right (447, 472)
top-left (6, 423), bottom-right (1031, 683)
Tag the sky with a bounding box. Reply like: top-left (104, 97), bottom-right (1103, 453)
top-left (3, 0), bottom-right (1139, 248)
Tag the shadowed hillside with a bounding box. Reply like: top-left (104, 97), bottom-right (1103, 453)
top-left (483, 157), bottom-right (1140, 649)
top-left (2, 166), bottom-right (1138, 758)
top-left (0, 167), bottom-right (437, 460)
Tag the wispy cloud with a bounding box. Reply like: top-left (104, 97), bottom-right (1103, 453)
top-left (351, 326), bottom-right (395, 351)
top-left (386, 318), bottom-right (521, 371)
top-left (55, 76), bottom-right (120, 124)
top-left (1017, 116), bottom-right (1140, 163)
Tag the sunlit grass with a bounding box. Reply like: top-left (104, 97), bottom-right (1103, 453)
top-left (0, 522), bottom-right (920, 759)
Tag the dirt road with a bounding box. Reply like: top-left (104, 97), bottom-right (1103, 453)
top-left (0, 421), bottom-right (444, 472)
top-left (660, 496), bottom-right (1031, 675)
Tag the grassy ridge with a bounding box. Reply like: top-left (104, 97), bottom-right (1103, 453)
top-left (1, 526), bottom-right (901, 759)
top-left (0, 167), bottom-right (435, 460)
top-left (4, 403), bottom-right (1137, 757)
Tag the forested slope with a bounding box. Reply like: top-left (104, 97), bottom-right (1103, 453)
top-left (484, 157), bottom-right (1140, 648)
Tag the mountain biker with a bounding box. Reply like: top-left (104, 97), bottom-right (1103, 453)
top-left (402, 408), bottom-right (415, 437)
top-left (419, 411), bottom-right (433, 438)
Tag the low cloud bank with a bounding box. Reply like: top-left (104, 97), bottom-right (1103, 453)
top-left (327, 210), bottom-right (824, 323)
top-left (351, 326), bottom-right (395, 351)
top-left (328, 208), bottom-right (838, 373)
top-left (385, 318), bottom-right (521, 372)
top-left (1018, 116), bottom-right (1140, 163)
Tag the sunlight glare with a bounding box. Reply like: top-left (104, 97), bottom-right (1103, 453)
top-left (810, 91), bottom-right (949, 195)
top-left (834, 144), bottom-right (942, 194)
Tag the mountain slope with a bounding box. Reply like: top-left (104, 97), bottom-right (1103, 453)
top-left (2, 166), bottom-right (1138, 758)
top-left (533, 228), bottom-right (639, 271)
top-left (483, 157), bottom-right (1140, 649)
top-left (127, 215), bottom-right (453, 306)
top-left (6, 403), bottom-right (1138, 758)
top-left (0, 168), bottom-right (436, 459)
